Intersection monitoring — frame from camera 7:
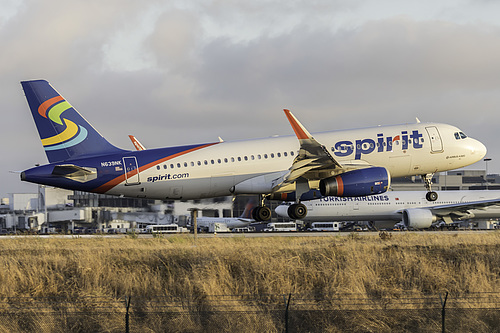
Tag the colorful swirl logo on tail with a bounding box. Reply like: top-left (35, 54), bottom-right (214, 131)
top-left (38, 96), bottom-right (88, 151)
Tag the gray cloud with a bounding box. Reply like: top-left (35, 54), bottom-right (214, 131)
top-left (1, 1), bottom-right (500, 197)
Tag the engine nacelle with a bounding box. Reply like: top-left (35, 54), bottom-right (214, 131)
top-left (319, 167), bottom-right (390, 197)
top-left (402, 208), bottom-right (436, 229)
top-left (274, 203), bottom-right (308, 220)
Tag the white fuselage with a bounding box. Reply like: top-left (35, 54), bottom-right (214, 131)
top-left (195, 217), bottom-right (253, 229)
top-left (276, 190), bottom-right (500, 222)
top-left (106, 122), bottom-right (486, 200)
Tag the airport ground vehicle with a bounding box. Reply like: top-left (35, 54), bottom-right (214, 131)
top-left (264, 222), bottom-right (297, 232)
top-left (145, 224), bottom-right (188, 234)
top-left (309, 222), bottom-right (342, 232)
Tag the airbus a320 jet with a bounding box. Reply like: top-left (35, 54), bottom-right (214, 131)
top-left (20, 80), bottom-right (487, 221)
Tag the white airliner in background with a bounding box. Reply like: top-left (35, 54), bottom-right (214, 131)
top-left (276, 190), bottom-right (500, 229)
top-left (21, 80), bottom-right (487, 221)
top-left (195, 201), bottom-right (256, 230)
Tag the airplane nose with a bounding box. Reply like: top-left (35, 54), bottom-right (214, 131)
top-left (471, 139), bottom-right (487, 160)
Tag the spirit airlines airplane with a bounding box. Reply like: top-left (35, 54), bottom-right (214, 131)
top-left (20, 80), bottom-right (487, 221)
top-left (275, 190), bottom-right (500, 229)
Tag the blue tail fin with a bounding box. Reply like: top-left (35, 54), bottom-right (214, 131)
top-left (21, 80), bottom-right (126, 163)
top-left (240, 200), bottom-right (256, 219)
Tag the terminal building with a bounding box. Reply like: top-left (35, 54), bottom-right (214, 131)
top-left (1, 169), bottom-right (498, 233)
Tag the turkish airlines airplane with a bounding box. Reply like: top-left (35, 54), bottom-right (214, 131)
top-left (275, 190), bottom-right (500, 229)
top-left (20, 80), bottom-right (486, 221)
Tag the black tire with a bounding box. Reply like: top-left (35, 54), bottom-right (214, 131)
top-left (426, 191), bottom-right (438, 201)
top-left (252, 206), bottom-right (271, 221)
top-left (288, 203), bottom-right (307, 220)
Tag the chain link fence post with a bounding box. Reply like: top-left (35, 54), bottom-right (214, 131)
top-left (125, 296), bottom-right (131, 333)
top-left (439, 292), bottom-right (448, 333)
top-left (284, 293), bottom-right (292, 333)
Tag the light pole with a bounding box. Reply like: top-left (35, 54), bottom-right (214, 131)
top-left (484, 158), bottom-right (492, 190)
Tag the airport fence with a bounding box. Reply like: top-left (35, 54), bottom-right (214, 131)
top-left (0, 292), bottom-right (498, 332)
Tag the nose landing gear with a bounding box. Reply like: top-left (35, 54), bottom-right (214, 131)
top-left (422, 174), bottom-right (438, 201)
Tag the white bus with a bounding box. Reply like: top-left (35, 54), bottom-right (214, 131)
top-left (309, 222), bottom-right (342, 232)
top-left (146, 224), bottom-right (188, 234)
top-left (264, 222), bottom-right (297, 232)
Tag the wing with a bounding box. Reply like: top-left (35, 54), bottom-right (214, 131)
top-left (426, 198), bottom-right (500, 218)
top-left (273, 109), bottom-right (343, 191)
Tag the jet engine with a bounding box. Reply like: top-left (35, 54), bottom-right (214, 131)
top-left (402, 208), bottom-right (437, 229)
top-left (319, 167), bottom-right (390, 197)
top-left (274, 203), bottom-right (307, 220)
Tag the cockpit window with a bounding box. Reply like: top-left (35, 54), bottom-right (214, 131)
top-left (454, 132), bottom-right (468, 140)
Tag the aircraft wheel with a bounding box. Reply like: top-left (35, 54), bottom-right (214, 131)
top-left (288, 203), bottom-right (307, 220)
top-left (252, 206), bottom-right (271, 221)
top-left (426, 191), bottom-right (438, 201)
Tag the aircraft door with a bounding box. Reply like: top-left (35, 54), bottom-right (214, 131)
top-left (425, 126), bottom-right (444, 153)
top-left (123, 157), bottom-right (140, 185)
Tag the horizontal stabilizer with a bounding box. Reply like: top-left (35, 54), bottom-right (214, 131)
top-left (52, 164), bottom-right (97, 182)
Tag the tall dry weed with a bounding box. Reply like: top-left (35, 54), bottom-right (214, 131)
top-left (0, 232), bottom-right (498, 299)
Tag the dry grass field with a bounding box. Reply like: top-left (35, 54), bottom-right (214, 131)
top-left (0, 232), bottom-right (498, 298)
top-left (0, 232), bottom-right (498, 331)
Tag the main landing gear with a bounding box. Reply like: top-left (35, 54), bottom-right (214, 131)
top-left (422, 174), bottom-right (438, 201)
top-left (252, 205), bottom-right (271, 221)
top-left (287, 202), bottom-right (307, 220)
top-left (252, 195), bottom-right (272, 221)
top-left (251, 197), bottom-right (308, 221)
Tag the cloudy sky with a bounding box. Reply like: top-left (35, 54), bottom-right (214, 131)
top-left (1, 0), bottom-right (500, 198)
